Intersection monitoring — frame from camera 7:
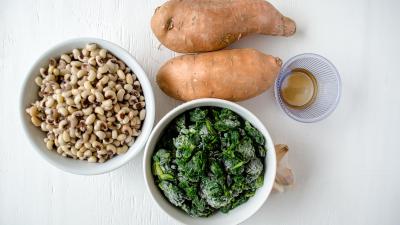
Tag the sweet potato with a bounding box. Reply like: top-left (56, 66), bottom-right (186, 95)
top-left (156, 48), bottom-right (281, 101)
top-left (151, 0), bottom-right (296, 53)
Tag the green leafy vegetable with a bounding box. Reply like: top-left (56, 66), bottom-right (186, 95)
top-left (152, 107), bottom-right (266, 217)
top-left (244, 121), bottom-right (265, 145)
top-left (158, 181), bottom-right (185, 207)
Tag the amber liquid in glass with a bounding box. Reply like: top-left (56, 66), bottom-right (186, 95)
top-left (280, 68), bottom-right (318, 109)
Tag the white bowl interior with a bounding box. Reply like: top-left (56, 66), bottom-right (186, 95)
top-left (143, 98), bottom-right (276, 225)
top-left (20, 38), bottom-right (155, 175)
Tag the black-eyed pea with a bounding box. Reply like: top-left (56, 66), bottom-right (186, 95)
top-left (34, 76), bottom-right (43, 86)
top-left (40, 122), bottom-right (48, 132)
top-left (99, 49), bottom-right (107, 58)
top-left (83, 81), bottom-right (93, 90)
top-left (28, 105), bottom-right (39, 117)
top-left (46, 124), bottom-right (54, 132)
top-left (111, 130), bottom-right (118, 139)
top-left (85, 43), bottom-right (97, 51)
top-left (139, 109), bottom-right (146, 121)
top-left (97, 114), bottom-right (106, 122)
top-left (127, 110), bottom-right (138, 119)
top-left (95, 91), bottom-right (104, 102)
top-left (77, 150), bottom-right (84, 158)
top-left (57, 147), bottom-right (63, 154)
top-left (132, 129), bottom-right (140, 137)
top-left (126, 73), bottom-right (133, 85)
top-left (83, 150), bottom-right (92, 157)
top-left (60, 145), bottom-right (69, 153)
top-left (82, 106), bottom-right (93, 115)
top-left (82, 132), bottom-right (90, 142)
top-left (117, 89), bottom-right (125, 102)
top-left (116, 60), bottom-right (126, 71)
top-left (71, 67), bottom-right (79, 76)
top-left (96, 72), bottom-right (104, 80)
top-left (116, 145), bottom-right (128, 155)
top-left (94, 106), bottom-right (104, 115)
top-left (62, 130), bottom-right (70, 143)
top-left (56, 94), bottom-right (64, 104)
top-left (88, 94), bottom-right (95, 103)
top-left (46, 140), bottom-right (54, 150)
top-left (106, 59), bottom-right (118, 73)
top-left (121, 125), bottom-right (133, 136)
top-left (113, 140), bottom-right (121, 147)
top-left (106, 144), bottom-right (117, 154)
top-left (61, 90), bottom-right (72, 98)
top-left (65, 97), bottom-right (74, 106)
top-left (124, 136), bottom-right (133, 144)
top-left (74, 139), bottom-right (83, 149)
top-left (57, 134), bottom-right (65, 146)
top-left (117, 69), bottom-right (125, 80)
top-left (131, 73), bottom-right (137, 81)
top-left (106, 111), bottom-right (113, 118)
top-left (58, 120), bottom-right (68, 130)
top-left (84, 142), bottom-right (91, 149)
top-left (85, 114), bottom-right (96, 125)
top-left (117, 133), bottom-right (126, 142)
top-left (97, 149), bottom-right (107, 156)
top-left (74, 94), bottom-right (81, 105)
top-left (86, 125), bottom-right (93, 134)
top-left (45, 98), bottom-right (55, 108)
top-left (87, 70), bottom-right (96, 81)
top-left (98, 65), bottom-right (108, 74)
top-left (113, 104), bottom-right (121, 113)
top-left (128, 96), bottom-right (138, 106)
top-left (81, 89), bottom-right (91, 99)
top-left (72, 49), bottom-right (81, 59)
top-left (69, 127), bottom-right (76, 138)
top-left (31, 116), bottom-right (42, 127)
top-left (104, 90), bottom-right (116, 100)
top-left (124, 93), bottom-right (131, 101)
top-left (101, 99), bottom-right (113, 111)
top-left (115, 84), bottom-right (123, 91)
top-left (124, 84), bottom-right (133, 92)
top-left (48, 65), bottom-right (55, 75)
top-left (127, 137), bottom-right (135, 147)
top-left (98, 157), bottom-right (105, 163)
top-left (61, 54), bottom-right (71, 63)
top-left (53, 68), bottom-right (60, 76)
top-left (107, 116), bottom-right (116, 123)
top-left (89, 133), bottom-right (97, 143)
top-left (95, 131), bottom-right (106, 140)
top-left (88, 57), bottom-right (96, 66)
top-left (71, 147), bottom-right (78, 156)
top-left (134, 101), bottom-right (145, 110)
top-left (100, 75), bottom-right (109, 85)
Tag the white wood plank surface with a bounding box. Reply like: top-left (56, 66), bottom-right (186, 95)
top-left (1, 0), bottom-right (400, 224)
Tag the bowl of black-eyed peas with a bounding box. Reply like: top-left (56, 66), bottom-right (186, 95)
top-left (20, 38), bottom-right (155, 175)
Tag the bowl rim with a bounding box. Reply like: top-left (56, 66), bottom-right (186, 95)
top-left (143, 98), bottom-right (276, 224)
top-left (274, 53), bottom-right (342, 123)
top-left (19, 37), bottom-right (155, 175)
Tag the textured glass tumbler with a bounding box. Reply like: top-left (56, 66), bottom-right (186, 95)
top-left (274, 53), bottom-right (341, 123)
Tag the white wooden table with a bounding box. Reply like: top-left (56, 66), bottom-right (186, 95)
top-left (1, 0), bottom-right (400, 224)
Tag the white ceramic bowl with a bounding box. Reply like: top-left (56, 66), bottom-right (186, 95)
top-left (20, 38), bottom-right (155, 175)
top-left (143, 98), bottom-right (276, 225)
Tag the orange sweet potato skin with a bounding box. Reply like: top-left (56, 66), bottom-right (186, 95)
top-left (156, 48), bottom-right (282, 101)
top-left (151, 0), bottom-right (296, 53)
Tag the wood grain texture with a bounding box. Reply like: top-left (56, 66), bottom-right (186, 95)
top-left (1, 0), bottom-right (400, 225)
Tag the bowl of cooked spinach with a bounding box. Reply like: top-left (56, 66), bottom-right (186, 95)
top-left (143, 98), bottom-right (276, 225)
